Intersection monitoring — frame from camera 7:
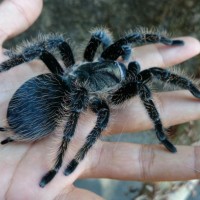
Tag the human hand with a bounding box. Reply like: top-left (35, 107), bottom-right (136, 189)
top-left (0, 0), bottom-right (200, 199)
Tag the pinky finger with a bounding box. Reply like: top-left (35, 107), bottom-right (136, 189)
top-left (56, 186), bottom-right (104, 200)
top-left (133, 37), bottom-right (200, 69)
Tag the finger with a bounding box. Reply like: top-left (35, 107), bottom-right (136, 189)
top-left (4, 132), bottom-right (102, 199)
top-left (5, 139), bottom-right (71, 199)
top-left (0, 0), bottom-right (43, 44)
top-left (133, 37), bottom-right (200, 69)
top-left (109, 90), bottom-right (200, 134)
top-left (0, 143), bottom-right (31, 198)
top-left (84, 141), bottom-right (200, 182)
top-left (56, 186), bottom-right (104, 200)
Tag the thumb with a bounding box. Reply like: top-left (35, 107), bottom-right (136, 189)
top-left (0, 0), bottom-right (43, 45)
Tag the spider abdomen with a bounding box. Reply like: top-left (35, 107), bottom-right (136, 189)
top-left (7, 74), bottom-right (70, 141)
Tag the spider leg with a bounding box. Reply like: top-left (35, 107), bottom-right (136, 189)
top-left (139, 84), bottom-right (177, 152)
top-left (84, 28), bottom-right (113, 62)
top-left (109, 62), bottom-right (176, 152)
top-left (124, 32), bottom-right (184, 46)
top-left (101, 33), bottom-right (184, 61)
top-left (39, 112), bottom-right (79, 188)
top-left (39, 87), bottom-right (88, 187)
top-left (58, 40), bottom-right (75, 68)
top-left (39, 50), bottom-right (64, 74)
top-left (64, 98), bottom-right (109, 176)
top-left (139, 67), bottom-right (200, 98)
top-left (0, 127), bottom-right (15, 144)
top-left (1, 34), bottom-right (75, 75)
top-left (110, 61), bottom-right (141, 104)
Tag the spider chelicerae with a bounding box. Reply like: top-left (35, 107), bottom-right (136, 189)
top-left (0, 28), bottom-right (200, 188)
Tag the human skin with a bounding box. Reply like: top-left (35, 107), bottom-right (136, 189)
top-left (0, 0), bottom-right (200, 199)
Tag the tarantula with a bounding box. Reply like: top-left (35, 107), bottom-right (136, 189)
top-left (0, 28), bottom-right (200, 188)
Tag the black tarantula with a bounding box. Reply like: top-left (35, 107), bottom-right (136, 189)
top-left (0, 28), bottom-right (200, 188)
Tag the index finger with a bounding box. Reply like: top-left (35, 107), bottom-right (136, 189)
top-left (133, 36), bottom-right (200, 69)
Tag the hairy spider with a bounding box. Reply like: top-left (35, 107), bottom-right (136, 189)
top-left (0, 28), bottom-right (200, 188)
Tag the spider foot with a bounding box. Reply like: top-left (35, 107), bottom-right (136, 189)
top-left (190, 84), bottom-right (200, 98)
top-left (0, 127), bottom-right (7, 132)
top-left (1, 137), bottom-right (14, 145)
top-left (162, 139), bottom-right (177, 153)
top-left (64, 159), bottom-right (78, 176)
top-left (161, 38), bottom-right (184, 46)
top-left (39, 170), bottom-right (57, 188)
top-left (171, 40), bottom-right (184, 46)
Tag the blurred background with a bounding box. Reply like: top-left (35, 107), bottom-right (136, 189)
top-left (4, 0), bottom-right (200, 199)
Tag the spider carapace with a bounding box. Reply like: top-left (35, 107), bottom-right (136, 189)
top-left (0, 28), bottom-right (200, 187)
